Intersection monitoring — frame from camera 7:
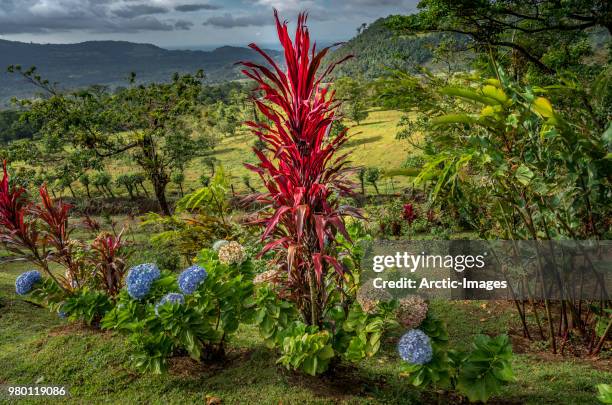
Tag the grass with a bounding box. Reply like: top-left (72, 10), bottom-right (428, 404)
top-left (101, 109), bottom-right (414, 198)
top-left (1, 262), bottom-right (609, 404)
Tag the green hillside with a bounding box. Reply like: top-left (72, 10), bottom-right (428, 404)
top-left (326, 17), bottom-right (469, 79)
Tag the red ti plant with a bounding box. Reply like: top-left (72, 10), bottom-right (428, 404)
top-left (403, 203), bottom-right (417, 225)
top-left (1, 161), bottom-right (57, 288)
top-left (90, 230), bottom-right (129, 297)
top-left (239, 11), bottom-right (358, 326)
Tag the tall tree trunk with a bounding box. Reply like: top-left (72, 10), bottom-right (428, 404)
top-left (152, 178), bottom-right (171, 215)
top-left (84, 184), bottom-right (91, 199)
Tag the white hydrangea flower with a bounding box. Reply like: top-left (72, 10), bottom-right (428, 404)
top-left (218, 241), bottom-right (246, 265)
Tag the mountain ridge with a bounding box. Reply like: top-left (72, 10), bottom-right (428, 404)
top-left (0, 39), bottom-right (282, 104)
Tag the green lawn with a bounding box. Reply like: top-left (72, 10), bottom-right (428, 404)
top-left (101, 109), bottom-right (414, 198)
top-left (1, 263), bottom-right (609, 404)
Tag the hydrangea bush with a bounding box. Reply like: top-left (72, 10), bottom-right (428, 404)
top-left (101, 244), bottom-right (255, 374)
top-left (15, 270), bottom-right (42, 295)
top-left (217, 241), bottom-right (246, 266)
top-left (396, 295), bottom-right (428, 329)
top-left (178, 265), bottom-right (207, 295)
top-left (125, 263), bottom-right (161, 299)
top-left (398, 313), bottom-right (515, 403)
top-left (155, 293), bottom-right (185, 316)
top-left (398, 329), bottom-right (433, 365)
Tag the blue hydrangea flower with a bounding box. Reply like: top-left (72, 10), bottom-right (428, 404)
top-left (125, 263), bottom-right (160, 299)
top-left (178, 265), bottom-right (207, 295)
top-left (154, 293), bottom-right (185, 315)
top-left (398, 329), bottom-right (433, 365)
top-left (212, 239), bottom-right (229, 252)
top-left (15, 270), bottom-right (42, 295)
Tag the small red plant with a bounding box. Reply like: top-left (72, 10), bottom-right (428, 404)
top-left (90, 230), bottom-right (128, 297)
top-left (0, 162), bottom-right (59, 284)
top-left (403, 203), bottom-right (417, 225)
top-left (240, 11), bottom-right (358, 326)
top-left (426, 209), bottom-right (436, 223)
top-left (2, 161), bottom-right (131, 297)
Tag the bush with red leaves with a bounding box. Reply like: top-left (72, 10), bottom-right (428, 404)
top-left (239, 11), bottom-right (360, 326)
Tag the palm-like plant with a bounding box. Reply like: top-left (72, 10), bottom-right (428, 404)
top-left (240, 10), bottom-right (358, 326)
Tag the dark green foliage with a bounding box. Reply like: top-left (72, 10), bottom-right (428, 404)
top-left (387, 0), bottom-right (610, 77)
top-left (61, 288), bottom-right (113, 326)
top-left (0, 110), bottom-right (38, 143)
top-left (325, 17), bottom-right (466, 79)
top-left (365, 167), bottom-right (381, 194)
top-left (334, 77), bottom-right (370, 124)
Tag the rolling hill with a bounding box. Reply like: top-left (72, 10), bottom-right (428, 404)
top-left (0, 40), bottom-right (281, 104)
top-left (325, 17), bottom-right (470, 79)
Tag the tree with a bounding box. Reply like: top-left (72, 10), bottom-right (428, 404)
top-left (334, 76), bottom-right (370, 124)
top-left (92, 171), bottom-right (114, 198)
top-left (171, 172), bottom-right (185, 197)
top-left (79, 174), bottom-right (92, 199)
top-left (365, 167), bottom-right (381, 194)
top-left (387, 0), bottom-right (611, 76)
top-left (10, 67), bottom-right (214, 215)
top-left (116, 174), bottom-right (136, 199)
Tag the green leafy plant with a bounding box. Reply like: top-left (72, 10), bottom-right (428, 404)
top-left (277, 322), bottom-right (335, 376)
top-left (141, 167), bottom-right (233, 261)
top-left (102, 248), bottom-right (255, 373)
top-left (60, 288), bottom-right (113, 326)
top-left (400, 314), bottom-right (514, 403)
top-left (597, 384), bottom-right (612, 404)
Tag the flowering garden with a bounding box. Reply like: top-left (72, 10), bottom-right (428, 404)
top-left (1, 6), bottom-right (611, 405)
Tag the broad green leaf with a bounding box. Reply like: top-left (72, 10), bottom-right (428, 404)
top-left (532, 97), bottom-right (554, 117)
top-left (515, 165), bottom-right (534, 186)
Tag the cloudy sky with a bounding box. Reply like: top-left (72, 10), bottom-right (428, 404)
top-left (0, 0), bottom-right (418, 49)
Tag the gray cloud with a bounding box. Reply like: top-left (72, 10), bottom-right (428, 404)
top-left (113, 5), bottom-right (169, 19)
top-left (174, 19), bottom-right (194, 30)
top-left (0, 0), bottom-right (194, 34)
top-left (202, 12), bottom-right (271, 28)
top-left (175, 3), bottom-right (220, 12)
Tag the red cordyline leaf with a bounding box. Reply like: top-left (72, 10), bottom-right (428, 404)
top-left (35, 184), bottom-right (73, 245)
top-left (0, 160), bottom-right (38, 249)
top-left (239, 10), bottom-right (358, 291)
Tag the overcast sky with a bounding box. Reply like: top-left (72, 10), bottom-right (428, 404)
top-left (0, 0), bottom-right (419, 49)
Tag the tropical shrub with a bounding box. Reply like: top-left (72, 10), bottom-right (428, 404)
top-left (1, 160), bottom-right (130, 323)
top-left (239, 10), bottom-right (394, 374)
top-left (141, 167), bottom-right (234, 262)
top-left (240, 10), bottom-right (359, 330)
top-left (399, 314), bottom-right (515, 403)
top-left (101, 245), bottom-right (255, 373)
top-left (411, 69), bottom-right (611, 354)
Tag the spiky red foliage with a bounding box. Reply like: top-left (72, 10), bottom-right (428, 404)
top-left (0, 160), bottom-right (39, 253)
top-left (403, 203), bottom-right (417, 225)
top-left (91, 230), bottom-right (128, 296)
top-left (239, 11), bottom-right (359, 325)
top-left (1, 161), bottom-right (75, 291)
